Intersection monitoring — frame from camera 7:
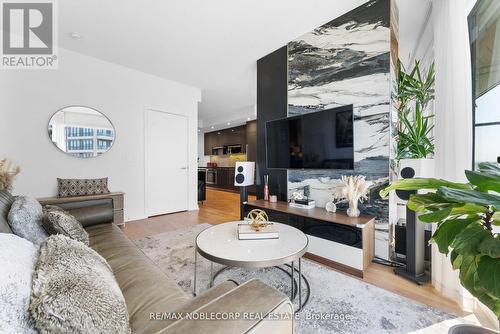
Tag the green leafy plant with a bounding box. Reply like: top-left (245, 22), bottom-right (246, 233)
top-left (380, 162), bottom-right (500, 318)
top-left (396, 60), bottom-right (435, 159)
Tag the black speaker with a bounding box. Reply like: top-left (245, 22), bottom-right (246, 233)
top-left (396, 166), bottom-right (416, 200)
top-left (394, 162), bottom-right (430, 284)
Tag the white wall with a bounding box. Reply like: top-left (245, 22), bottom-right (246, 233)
top-left (197, 132), bottom-right (210, 166)
top-left (0, 48), bottom-right (201, 221)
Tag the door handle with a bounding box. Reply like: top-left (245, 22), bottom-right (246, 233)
top-left (180, 167), bottom-right (188, 170)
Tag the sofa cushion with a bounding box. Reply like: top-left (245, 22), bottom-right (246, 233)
top-left (0, 234), bottom-right (38, 334)
top-left (8, 196), bottom-right (48, 246)
top-left (30, 234), bottom-right (130, 334)
top-left (42, 207), bottom-right (89, 245)
top-left (85, 223), bottom-right (189, 332)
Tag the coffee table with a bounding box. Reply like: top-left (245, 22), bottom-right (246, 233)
top-left (193, 221), bottom-right (309, 311)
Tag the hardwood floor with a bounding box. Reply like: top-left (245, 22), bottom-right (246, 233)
top-left (122, 188), bottom-right (254, 239)
top-left (121, 188), bottom-right (480, 324)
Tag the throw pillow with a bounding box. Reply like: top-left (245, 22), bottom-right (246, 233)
top-left (8, 195), bottom-right (48, 246)
top-left (0, 234), bottom-right (38, 334)
top-left (30, 235), bottom-right (130, 334)
top-left (41, 207), bottom-right (89, 245)
top-left (57, 177), bottom-right (110, 197)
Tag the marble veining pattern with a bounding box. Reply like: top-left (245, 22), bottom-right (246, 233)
top-left (287, 0), bottom-right (391, 259)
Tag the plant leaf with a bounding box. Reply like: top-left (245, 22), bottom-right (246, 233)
top-left (476, 256), bottom-right (500, 299)
top-left (465, 170), bottom-right (500, 193)
top-left (458, 255), bottom-right (478, 293)
top-left (380, 178), bottom-right (470, 198)
top-left (432, 218), bottom-right (478, 254)
top-left (437, 187), bottom-right (500, 209)
top-left (493, 212), bottom-right (500, 226)
top-left (407, 193), bottom-right (456, 212)
top-left (419, 207), bottom-right (454, 223)
top-left (451, 222), bottom-right (491, 255)
top-left (451, 250), bottom-right (463, 269)
top-left (478, 237), bottom-right (500, 258)
top-left (472, 286), bottom-right (500, 318)
top-left (478, 162), bottom-right (500, 175)
top-left (449, 203), bottom-right (489, 216)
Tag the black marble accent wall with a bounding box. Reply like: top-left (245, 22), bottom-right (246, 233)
top-left (256, 0), bottom-right (394, 259)
top-left (287, 0), bottom-right (392, 259)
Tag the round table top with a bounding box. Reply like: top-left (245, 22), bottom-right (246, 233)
top-left (196, 221), bottom-right (308, 268)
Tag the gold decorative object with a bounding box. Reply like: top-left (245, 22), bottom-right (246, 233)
top-left (246, 209), bottom-right (272, 232)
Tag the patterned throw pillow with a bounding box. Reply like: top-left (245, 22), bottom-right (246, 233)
top-left (57, 178), bottom-right (110, 198)
top-left (41, 206), bottom-right (89, 246)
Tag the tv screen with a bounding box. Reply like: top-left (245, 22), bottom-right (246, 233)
top-left (266, 105), bottom-right (354, 169)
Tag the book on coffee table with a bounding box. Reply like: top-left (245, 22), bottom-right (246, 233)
top-left (238, 224), bottom-right (279, 240)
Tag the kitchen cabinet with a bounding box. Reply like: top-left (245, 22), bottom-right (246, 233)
top-left (204, 125), bottom-right (247, 155)
top-left (206, 167), bottom-right (237, 192)
top-left (204, 132), bottom-right (218, 155)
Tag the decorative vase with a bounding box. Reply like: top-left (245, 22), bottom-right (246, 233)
top-left (325, 201), bottom-right (337, 213)
top-left (263, 175), bottom-right (269, 201)
top-left (347, 199), bottom-right (360, 217)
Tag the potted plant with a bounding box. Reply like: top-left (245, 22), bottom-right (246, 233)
top-left (380, 162), bottom-right (499, 332)
top-left (396, 59), bottom-right (435, 178)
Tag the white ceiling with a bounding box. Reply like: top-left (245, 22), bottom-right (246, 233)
top-left (59, 0), bottom-right (366, 128)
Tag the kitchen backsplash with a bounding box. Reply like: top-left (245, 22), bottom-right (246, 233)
top-left (209, 153), bottom-right (247, 167)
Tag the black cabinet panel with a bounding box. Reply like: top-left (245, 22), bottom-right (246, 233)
top-left (303, 218), bottom-right (362, 248)
top-left (244, 205), bottom-right (362, 249)
top-left (256, 46), bottom-right (288, 201)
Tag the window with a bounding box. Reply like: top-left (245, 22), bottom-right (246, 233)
top-left (469, 0), bottom-right (500, 168)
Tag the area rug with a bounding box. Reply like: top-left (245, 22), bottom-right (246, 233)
top-left (134, 224), bottom-right (461, 334)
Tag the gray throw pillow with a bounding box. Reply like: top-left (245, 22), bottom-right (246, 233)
top-left (8, 196), bottom-right (48, 246)
top-left (30, 234), bottom-right (130, 334)
top-left (0, 234), bottom-right (38, 334)
top-left (42, 207), bottom-right (89, 245)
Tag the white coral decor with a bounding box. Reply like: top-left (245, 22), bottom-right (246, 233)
top-left (332, 175), bottom-right (370, 217)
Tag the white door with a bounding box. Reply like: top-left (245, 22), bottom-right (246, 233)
top-left (146, 109), bottom-right (189, 216)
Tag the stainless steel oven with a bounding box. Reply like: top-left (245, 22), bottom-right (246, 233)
top-left (206, 168), bottom-right (217, 185)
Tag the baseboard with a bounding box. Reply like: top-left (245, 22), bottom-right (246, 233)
top-left (304, 252), bottom-right (364, 278)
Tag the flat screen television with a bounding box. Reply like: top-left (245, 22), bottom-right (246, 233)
top-left (266, 105), bottom-right (354, 169)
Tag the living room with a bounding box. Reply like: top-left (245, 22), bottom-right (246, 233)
top-left (1, 0), bottom-right (499, 333)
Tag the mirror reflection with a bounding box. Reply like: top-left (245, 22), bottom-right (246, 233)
top-left (48, 106), bottom-right (115, 158)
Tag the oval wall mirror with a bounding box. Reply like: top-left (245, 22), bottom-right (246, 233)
top-left (48, 106), bottom-right (116, 158)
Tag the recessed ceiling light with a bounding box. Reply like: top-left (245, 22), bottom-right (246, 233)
top-left (69, 32), bottom-right (83, 40)
top-left (247, 117), bottom-right (251, 121)
top-left (227, 122), bottom-right (231, 125)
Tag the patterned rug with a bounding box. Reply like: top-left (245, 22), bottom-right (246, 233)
top-left (133, 223), bottom-right (470, 334)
